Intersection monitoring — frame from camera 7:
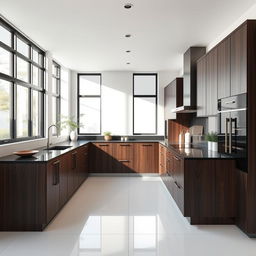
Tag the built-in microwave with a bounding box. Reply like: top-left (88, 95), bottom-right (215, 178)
top-left (218, 93), bottom-right (247, 172)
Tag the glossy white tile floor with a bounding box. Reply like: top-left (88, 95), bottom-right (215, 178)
top-left (0, 176), bottom-right (256, 256)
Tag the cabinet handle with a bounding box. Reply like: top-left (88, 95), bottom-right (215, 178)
top-left (174, 181), bottom-right (181, 189)
top-left (99, 144), bottom-right (109, 146)
top-left (119, 160), bottom-right (129, 162)
top-left (142, 144), bottom-right (153, 146)
top-left (52, 160), bottom-right (60, 186)
top-left (120, 144), bottom-right (131, 146)
top-left (72, 152), bottom-right (77, 169)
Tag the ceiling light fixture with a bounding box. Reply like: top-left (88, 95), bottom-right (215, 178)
top-left (126, 50), bottom-right (131, 53)
top-left (126, 62), bottom-right (131, 65)
top-left (125, 34), bottom-right (131, 38)
top-left (124, 3), bottom-right (133, 9)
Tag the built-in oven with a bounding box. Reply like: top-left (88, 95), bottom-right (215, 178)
top-left (218, 93), bottom-right (247, 172)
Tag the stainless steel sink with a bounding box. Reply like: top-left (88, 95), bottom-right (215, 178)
top-left (45, 146), bottom-right (72, 150)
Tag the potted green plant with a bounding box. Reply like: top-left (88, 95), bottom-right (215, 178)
top-left (59, 116), bottom-right (81, 141)
top-left (205, 132), bottom-right (213, 151)
top-left (211, 132), bottom-right (218, 152)
top-left (206, 132), bottom-right (218, 151)
top-left (103, 131), bottom-right (112, 141)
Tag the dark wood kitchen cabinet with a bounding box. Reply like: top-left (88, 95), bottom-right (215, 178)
top-left (231, 23), bottom-right (247, 96)
top-left (0, 144), bottom-right (89, 231)
top-left (218, 37), bottom-right (231, 99)
top-left (47, 158), bottom-right (61, 222)
top-left (206, 47), bottom-right (218, 116)
top-left (164, 78), bottom-right (183, 120)
top-left (90, 143), bottom-right (114, 172)
top-left (134, 143), bottom-right (159, 173)
top-left (112, 143), bottom-right (134, 173)
top-left (197, 56), bottom-right (207, 117)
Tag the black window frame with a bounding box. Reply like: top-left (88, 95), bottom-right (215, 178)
top-left (0, 17), bottom-right (45, 145)
top-left (133, 73), bottom-right (158, 135)
top-left (51, 61), bottom-right (61, 135)
top-left (77, 73), bottom-right (102, 135)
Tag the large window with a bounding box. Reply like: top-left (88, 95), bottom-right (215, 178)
top-left (133, 74), bottom-right (157, 135)
top-left (78, 74), bottom-right (101, 134)
top-left (51, 61), bottom-right (60, 134)
top-left (0, 19), bottom-right (45, 144)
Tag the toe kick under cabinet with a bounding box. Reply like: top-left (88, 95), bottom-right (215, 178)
top-left (162, 148), bottom-right (237, 224)
top-left (0, 144), bottom-right (89, 231)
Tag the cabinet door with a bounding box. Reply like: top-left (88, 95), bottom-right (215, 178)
top-left (173, 154), bottom-right (184, 189)
top-left (231, 24), bottom-right (247, 95)
top-left (113, 143), bottom-right (134, 173)
top-left (77, 145), bottom-right (89, 183)
top-left (206, 48), bottom-right (218, 116)
top-left (134, 143), bottom-right (159, 173)
top-left (47, 159), bottom-right (60, 222)
top-left (71, 151), bottom-right (79, 190)
top-left (159, 144), bottom-right (167, 175)
top-left (90, 143), bottom-right (113, 172)
top-left (59, 155), bottom-right (68, 207)
top-left (164, 80), bottom-right (176, 120)
top-left (197, 56), bottom-right (207, 117)
top-left (218, 37), bottom-right (231, 99)
top-left (184, 160), bottom-right (215, 217)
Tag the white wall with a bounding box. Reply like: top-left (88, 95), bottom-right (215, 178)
top-left (71, 70), bottom-right (178, 136)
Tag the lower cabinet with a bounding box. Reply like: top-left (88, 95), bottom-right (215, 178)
top-left (89, 142), bottom-right (159, 173)
top-left (161, 148), bottom-right (237, 221)
top-left (159, 144), bottom-right (167, 174)
top-left (47, 146), bottom-right (89, 224)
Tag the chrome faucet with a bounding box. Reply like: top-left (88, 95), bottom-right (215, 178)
top-left (47, 124), bottom-right (58, 149)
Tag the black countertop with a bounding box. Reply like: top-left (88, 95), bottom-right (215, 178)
top-left (0, 140), bottom-right (162, 163)
top-left (160, 141), bottom-right (242, 159)
top-left (0, 139), bottom-right (241, 163)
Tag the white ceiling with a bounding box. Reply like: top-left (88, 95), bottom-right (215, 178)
top-left (0, 0), bottom-right (255, 72)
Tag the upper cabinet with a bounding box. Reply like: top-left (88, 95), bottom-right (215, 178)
top-left (231, 23), bottom-right (247, 96)
top-left (164, 78), bottom-right (183, 120)
top-left (206, 47), bottom-right (218, 116)
top-left (218, 37), bottom-right (231, 99)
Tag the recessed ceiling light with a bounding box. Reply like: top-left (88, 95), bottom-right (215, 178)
top-left (126, 50), bottom-right (131, 53)
top-left (125, 34), bottom-right (131, 38)
top-left (126, 62), bottom-right (131, 65)
top-left (124, 3), bottom-right (133, 9)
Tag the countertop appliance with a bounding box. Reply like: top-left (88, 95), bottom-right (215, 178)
top-left (218, 93), bottom-right (247, 172)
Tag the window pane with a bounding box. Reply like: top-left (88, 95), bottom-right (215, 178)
top-left (52, 96), bottom-right (57, 124)
top-left (61, 69), bottom-right (69, 135)
top-left (0, 80), bottom-right (11, 140)
top-left (32, 65), bottom-right (39, 86)
top-left (79, 75), bottom-right (101, 96)
top-left (134, 75), bottom-right (156, 95)
top-left (52, 77), bottom-right (58, 94)
top-left (79, 97), bottom-right (100, 134)
top-left (0, 47), bottom-right (11, 76)
top-left (32, 49), bottom-right (39, 64)
top-left (17, 85), bottom-right (28, 137)
top-left (17, 57), bottom-right (29, 82)
top-left (32, 90), bottom-right (40, 136)
top-left (0, 25), bottom-right (11, 47)
top-left (134, 97), bottom-right (156, 134)
top-left (17, 37), bottom-right (29, 58)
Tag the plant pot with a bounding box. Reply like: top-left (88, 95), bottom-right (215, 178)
top-left (208, 141), bottom-right (212, 151)
top-left (104, 135), bottom-right (112, 141)
top-left (70, 131), bottom-right (78, 141)
top-left (212, 142), bottom-right (218, 152)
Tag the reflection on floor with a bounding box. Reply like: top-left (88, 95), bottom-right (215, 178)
top-left (0, 176), bottom-right (255, 256)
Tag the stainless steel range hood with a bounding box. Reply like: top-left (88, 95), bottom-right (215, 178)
top-left (173, 47), bottom-right (206, 113)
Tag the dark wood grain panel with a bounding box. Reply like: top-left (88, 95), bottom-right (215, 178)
top-left (231, 23), bottom-right (247, 95)
top-left (206, 47), bottom-right (218, 116)
top-left (218, 37), bottom-right (231, 99)
top-left (134, 143), bottom-right (159, 173)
